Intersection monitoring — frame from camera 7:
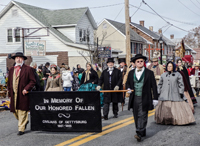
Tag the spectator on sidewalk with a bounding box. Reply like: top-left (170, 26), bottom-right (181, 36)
top-left (62, 65), bottom-right (73, 91)
top-left (37, 66), bottom-right (45, 91)
top-left (30, 62), bottom-right (40, 91)
top-left (72, 68), bottom-right (80, 91)
top-left (45, 64), bottom-right (63, 91)
top-left (43, 62), bottom-right (50, 90)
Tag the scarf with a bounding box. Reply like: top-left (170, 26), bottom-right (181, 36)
top-left (14, 66), bottom-right (21, 76)
top-left (84, 70), bottom-right (91, 83)
top-left (148, 64), bottom-right (161, 75)
top-left (50, 72), bottom-right (59, 80)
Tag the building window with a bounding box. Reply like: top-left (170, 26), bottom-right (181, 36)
top-left (15, 29), bottom-right (20, 42)
top-left (7, 29), bottom-right (13, 42)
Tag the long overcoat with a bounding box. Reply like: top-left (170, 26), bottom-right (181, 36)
top-left (98, 68), bottom-right (122, 103)
top-left (126, 68), bottom-right (158, 111)
top-left (7, 64), bottom-right (36, 112)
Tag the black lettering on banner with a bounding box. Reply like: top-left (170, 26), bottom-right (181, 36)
top-left (29, 91), bottom-right (102, 132)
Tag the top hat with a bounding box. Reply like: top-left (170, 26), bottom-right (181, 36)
top-left (11, 52), bottom-right (27, 60)
top-left (132, 54), bottom-right (147, 63)
top-left (118, 58), bottom-right (125, 64)
top-left (107, 58), bottom-right (115, 63)
top-left (194, 63), bottom-right (200, 67)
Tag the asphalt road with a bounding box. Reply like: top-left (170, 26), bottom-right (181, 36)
top-left (0, 98), bottom-right (200, 146)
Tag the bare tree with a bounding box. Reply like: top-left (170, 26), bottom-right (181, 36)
top-left (184, 26), bottom-right (200, 48)
top-left (77, 28), bottom-right (107, 64)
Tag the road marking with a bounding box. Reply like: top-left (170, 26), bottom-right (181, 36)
top-left (55, 110), bottom-right (155, 146)
top-left (68, 112), bottom-right (155, 146)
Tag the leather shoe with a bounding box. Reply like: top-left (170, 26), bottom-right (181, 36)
top-left (113, 115), bottom-right (118, 118)
top-left (103, 116), bottom-right (108, 120)
top-left (17, 131), bottom-right (24, 136)
top-left (134, 134), bottom-right (142, 142)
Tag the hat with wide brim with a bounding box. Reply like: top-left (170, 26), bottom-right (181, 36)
top-left (107, 58), bottom-right (115, 63)
top-left (11, 52), bottom-right (27, 60)
top-left (151, 57), bottom-right (158, 62)
top-left (131, 54), bottom-right (147, 63)
top-left (194, 63), bottom-right (200, 67)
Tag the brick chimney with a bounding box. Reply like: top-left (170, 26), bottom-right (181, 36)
top-left (170, 34), bottom-right (174, 39)
top-left (158, 29), bottom-right (162, 34)
top-left (139, 21), bottom-right (144, 27)
top-left (149, 26), bottom-right (153, 31)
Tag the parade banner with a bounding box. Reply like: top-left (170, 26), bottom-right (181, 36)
top-left (29, 91), bottom-right (102, 132)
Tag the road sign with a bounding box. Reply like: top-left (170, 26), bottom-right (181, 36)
top-left (29, 91), bottom-right (102, 132)
top-left (98, 47), bottom-right (112, 58)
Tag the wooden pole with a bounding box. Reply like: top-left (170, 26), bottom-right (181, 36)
top-left (125, 0), bottom-right (131, 67)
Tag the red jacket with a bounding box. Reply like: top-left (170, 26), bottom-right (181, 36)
top-left (187, 68), bottom-right (192, 76)
top-left (7, 64), bottom-right (36, 112)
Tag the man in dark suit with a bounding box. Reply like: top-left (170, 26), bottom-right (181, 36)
top-left (7, 52), bottom-right (36, 136)
top-left (126, 54), bottom-right (158, 142)
top-left (97, 58), bottom-right (122, 120)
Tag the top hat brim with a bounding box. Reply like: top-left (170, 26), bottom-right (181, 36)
top-left (11, 55), bottom-right (27, 60)
top-left (107, 60), bottom-right (115, 63)
top-left (132, 56), bottom-right (147, 63)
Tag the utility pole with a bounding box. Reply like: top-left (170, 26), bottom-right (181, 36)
top-left (125, 0), bottom-right (131, 67)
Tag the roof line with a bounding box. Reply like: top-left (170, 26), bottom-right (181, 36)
top-left (130, 22), bottom-right (157, 40)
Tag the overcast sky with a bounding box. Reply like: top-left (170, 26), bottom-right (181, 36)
top-left (0, 0), bottom-right (200, 39)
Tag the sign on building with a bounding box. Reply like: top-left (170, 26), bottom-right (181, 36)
top-left (98, 47), bottom-right (112, 58)
top-left (29, 91), bottom-right (102, 132)
top-left (25, 40), bottom-right (46, 56)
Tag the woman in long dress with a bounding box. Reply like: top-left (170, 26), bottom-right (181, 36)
top-left (78, 63), bottom-right (99, 91)
top-left (45, 64), bottom-right (63, 91)
top-left (155, 61), bottom-right (195, 125)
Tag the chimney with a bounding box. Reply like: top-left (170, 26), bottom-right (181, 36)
top-left (158, 29), bottom-right (162, 34)
top-left (149, 26), bottom-right (153, 31)
top-left (139, 20), bottom-right (144, 27)
top-left (170, 34), bottom-right (174, 39)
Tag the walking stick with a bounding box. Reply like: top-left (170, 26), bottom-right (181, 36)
top-left (100, 90), bottom-right (134, 112)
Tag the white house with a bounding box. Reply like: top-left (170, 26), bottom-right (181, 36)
top-left (0, 1), bottom-right (97, 73)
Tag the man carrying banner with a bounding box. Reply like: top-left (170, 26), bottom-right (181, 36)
top-left (7, 52), bottom-right (36, 136)
top-left (126, 54), bottom-right (158, 142)
top-left (97, 58), bottom-right (122, 120)
top-left (117, 58), bottom-right (127, 105)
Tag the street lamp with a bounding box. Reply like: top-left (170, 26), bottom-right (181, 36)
top-left (159, 36), bottom-right (163, 65)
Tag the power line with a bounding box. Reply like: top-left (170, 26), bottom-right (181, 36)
top-left (90, 3), bottom-right (124, 9)
top-left (196, 0), bottom-right (200, 5)
top-left (139, 1), bottom-right (195, 34)
top-left (129, 4), bottom-right (198, 26)
top-left (177, 0), bottom-right (200, 17)
top-left (130, 2), bottom-right (142, 17)
top-left (190, 0), bottom-right (200, 9)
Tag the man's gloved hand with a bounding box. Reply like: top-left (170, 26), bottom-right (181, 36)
top-left (153, 100), bottom-right (158, 107)
top-left (114, 86), bottom-right (119, 91)
top-left (127, 88), bottom-right (132, 94)
top-left (96, 86), bottom-right (101, 91)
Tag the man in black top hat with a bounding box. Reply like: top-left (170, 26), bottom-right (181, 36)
top-left (97, 58), bottom-right (122, 120)
top-left (126, 54), bottom-right (158, 142)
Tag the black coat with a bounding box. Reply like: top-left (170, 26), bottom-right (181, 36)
top-left (126, 68), bottom-right (158, 111)
top-left (32, 68), bottom-right (41, 91)
top-left (178, 66), bottom-right (196, 100)
top-left (98, 68), bottom-right (122, 103)
top-left (80, 69), bottom-right (99, 85)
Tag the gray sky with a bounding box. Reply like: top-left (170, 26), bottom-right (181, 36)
top-left (0, 0), bottom-right (200, 39)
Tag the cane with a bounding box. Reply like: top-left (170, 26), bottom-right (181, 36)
top-left (100, 90), bottom-right (134, 112)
